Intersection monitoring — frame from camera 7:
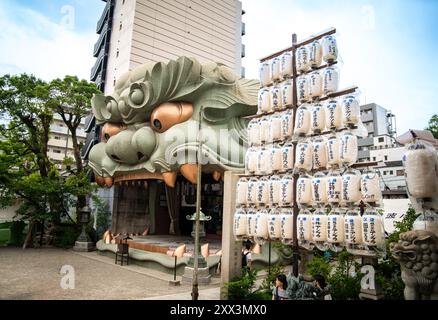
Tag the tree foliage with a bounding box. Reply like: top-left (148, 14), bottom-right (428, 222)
top-left (425, 114), bottom-right (438, 139)
top-left (0, 74), bottom-right (97, 232)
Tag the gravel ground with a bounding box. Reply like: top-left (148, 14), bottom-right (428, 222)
top-left (0, 247), bottom-right (216, 300)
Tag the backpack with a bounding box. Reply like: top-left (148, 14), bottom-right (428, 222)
top-left (242, 251), bottom-right (250, 267)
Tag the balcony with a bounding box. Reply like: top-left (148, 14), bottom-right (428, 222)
top-left (90, 49), bottom-right (106, 81)
top-left (358, 136), bottom-right (374, 147)
top-left (361, 111), bottom-right (374, 123)
top-left (93, 22), bottom-right (109, 57)
top-left (96, 0), bottom-right (111, 34)
top-left (84, 115), bottom-right (96, 133)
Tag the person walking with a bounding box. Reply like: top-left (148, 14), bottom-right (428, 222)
top-left (242, 240), bottom-right (252, 271)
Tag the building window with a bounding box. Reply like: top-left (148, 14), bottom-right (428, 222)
top-left (384, 155), bottom-right (388, 161)
top-left (116, 49), bottom-right (119, 58)
top-left (54, 136), bottom-right (61, 140)
top-left (378, 137), bottom-right (384, 143)
top-left (383, 171), bottom-right (387, 175)
top-left (53, 150), bottom-right (62, 154)
top-left (119, 23), bottom-right (122, 30)
top-left (389, 170), bottom-right (393, 175)
top-left (372, 157), bottom-right (376, 161)
top-left (396, 170), bottom-right (404, 176)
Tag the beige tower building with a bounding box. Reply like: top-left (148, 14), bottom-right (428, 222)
top-left (90, 0), bottom-right (245, 95)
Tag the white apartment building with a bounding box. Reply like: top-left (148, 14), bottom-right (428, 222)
top-left (369, 135), bottom-right (407, 197)
top-left (48, 114), bottom-right (87, 168)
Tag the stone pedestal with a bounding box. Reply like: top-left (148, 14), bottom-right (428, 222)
top-left (181, 266), bottom-right (211, 285)
top-left (73, 241), bottom-right (96, 252)
top-left (220, 171), bottom-right (242, 300)
top-left (168, 279), bottom-right (181, 286)
top-left (359, 256), bottom-right (384, 300)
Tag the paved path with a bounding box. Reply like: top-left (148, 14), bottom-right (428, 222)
top-left (0, 247), bottom-right (221, 300)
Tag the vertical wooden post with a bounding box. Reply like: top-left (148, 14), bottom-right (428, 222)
top-left (291, 33), bottom-right (300, 277)
top-left (220, 171), bottom-right (241, 300)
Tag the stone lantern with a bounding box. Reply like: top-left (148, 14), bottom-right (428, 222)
top-left (73, 206), bottom-right (96, 252)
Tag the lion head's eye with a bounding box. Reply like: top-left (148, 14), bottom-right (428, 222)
top-left (101, 123), bottom-right (127, 142)
top-left (150, 102), bottom-right (193, 133)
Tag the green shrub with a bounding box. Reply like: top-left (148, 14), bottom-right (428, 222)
top-left (328, 251), bottom-right (362, 300)
top-left (225, 268), bottom-right (259, 300)
top-left (52, 223), bottom-right (80, 248)
top-left (306, 255), bottom-right (332, 280)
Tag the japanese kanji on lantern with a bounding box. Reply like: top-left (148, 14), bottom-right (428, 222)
top-left (233, 28), bottom-right (386, 257)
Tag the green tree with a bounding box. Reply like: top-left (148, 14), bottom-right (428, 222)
top-left (425, 114), bottom-right (438, 139)
top-left (48, 76), bottom-right (100, 209)
top-left (0, 74), bottom-right (96, 247)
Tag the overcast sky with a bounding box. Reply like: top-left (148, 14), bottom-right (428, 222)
top-left (0, 0), bottom-right (437, 135)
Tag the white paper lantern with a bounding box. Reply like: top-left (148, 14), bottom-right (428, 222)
top-left (269, 114), bottom-right (282, 142)
top-left (362, 211), bottom-right (385, 247)
top-left (325, 100), bottom-right (343, 130)
top-left (280, 110), bottom-right (294, 140)
top-left (271, 57), bottom-right (282, 82)
top-left (268, 209), bottom-right (282, 240)
top-left (297, 175), bottom-right (312, 206)
top-left (255, 209), bottom-right (269, 239)
top-left (281, 144), bottom-right (294, 172)
top-left (256, 178), bottom-right (269, 206)
top-left (322, 35), bottom-right (338, 63)
top-left (312, 211), bottom-right (328, 242)
top-left (247, 178), bottom-right (258, 205)
top-left (280, 208), bottom-right (294, 241)
top-left (308, 71), bottom-right (323, 99)
top-left (295, 105), bottom-right (311, 136)
top-left (248, 119), bottom-right (261, 147)
top-left (279, 175), bottom-right (294, 207)
top-left (340, 132), bottom-right (358, 165)
top-left (259, 62), bottom-right (271, 87)
top-left (245, 147), bottom-right (258, 174)
top-left (311, 104), bottom-right (326, 134)
top-left (259, 117), bottom-right (271, 143)
top-left (270, 144), bottom-right (283, 172)
top-left (413, 210), bottom-right (438, 236)
top-left (297, 210), bottom-right (312, 242)
top-left (344, 211), bottom-right (363, 244)
top-left (280, 51), bottom-right (293, 78)
top-left (246, 209), bottom-right (257, 237)
top-left (258, 88), bottom-right (272, 114)
top-left (269, 175), bottom-right (282, 206)
top-left (312, 139), bottom-right (328, 171)
top-left (281, 81), bottom-right (293, 107)
top-left (297, 46), bottom-right (311, 73)
top-left (295, 141), bottom-right (313, 172)
top-left (312, 174), bottom-right (328, 205)
top-left (361, 172), bottom-right (382, 203)
top-left (342, 170), bottom-right (362, 203)
top-left (236, 178), bottom-right (248, 206)
top-left (326, 173), bottom-right (342, 204)
top-left (322, 67), bottom-right (339, 95)
top-left (257, 148), bottom-right (272, 175)
top-left (309, 40), bottom-right (322, 68)
top-left (270, 86), bottom-right (283, 111)
top-left (341, 95), bottom-right (361, 126)
top-left (404, 144), bottom-right (438, 199)
top-left (234, 208), bottom-right (248, 237)
top-left (327, 210), bottom-right (345, 244)
top-left (326, 135), bottom-right (341, 167)
top-left (297, 76), bottom-right (310, 103)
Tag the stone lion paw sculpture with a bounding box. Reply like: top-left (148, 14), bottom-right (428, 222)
top-left (391, 230), bottom-right (438, 300)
